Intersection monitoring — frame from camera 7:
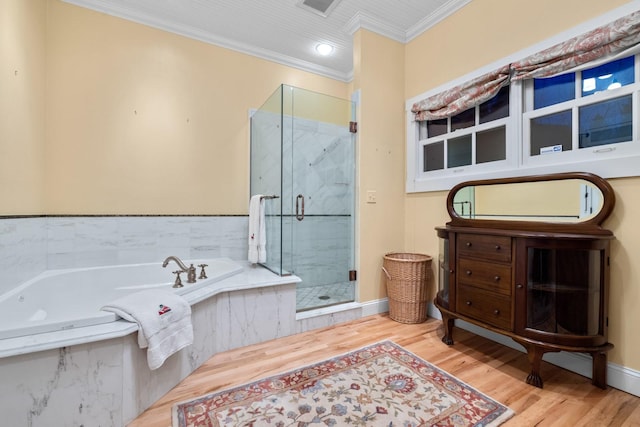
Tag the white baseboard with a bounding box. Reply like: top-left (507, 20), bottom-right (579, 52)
top-left (427, 302), bottom-right (640, 397)
top-left (360, 298), bottom-right (389, 317)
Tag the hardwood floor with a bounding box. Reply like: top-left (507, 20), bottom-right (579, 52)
top-left (129, 314), bottom-right (640, 426)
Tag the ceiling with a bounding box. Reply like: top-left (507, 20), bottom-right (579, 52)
top-left (62, 0), bottom-right (470, 82)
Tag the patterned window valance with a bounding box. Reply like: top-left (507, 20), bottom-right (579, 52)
top-left (412, 10), bottom-right (640, 121)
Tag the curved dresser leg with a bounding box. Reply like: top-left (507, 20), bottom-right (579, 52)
top-left (441, 313), bottom-right (455, 345)
top-left (525, 345), bottom-right (545, 388)
top-left (513, 339), bottom-right (554, 388)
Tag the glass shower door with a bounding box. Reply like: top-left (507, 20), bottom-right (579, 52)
top-left (283, 86), bottom-right (356, 311)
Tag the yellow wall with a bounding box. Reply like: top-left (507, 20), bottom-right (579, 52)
top-left (43, 0), bottom-right (349, 215)
top-left (0, 0), bottom-right (46, 215)
top-left (404, 0), bottom-right (638, 370)
top-left (352, 30), bottom-right (406, 302)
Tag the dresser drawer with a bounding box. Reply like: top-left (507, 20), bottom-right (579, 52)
top-left (457, 285), bottom-right (512, 330)
top-left (458, 234), bottom-right (511, 262)
top-left (458, 258), bottom-right (512, 295)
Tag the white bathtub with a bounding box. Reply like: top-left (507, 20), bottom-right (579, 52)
top-left (0, 257), bottom-right (243, 340)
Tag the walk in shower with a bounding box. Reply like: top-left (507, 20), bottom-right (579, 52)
top-left (250, 84), bottom-right (356, 312)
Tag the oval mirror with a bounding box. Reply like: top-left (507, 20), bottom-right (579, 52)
top-left (447, 172), bottom-right (615, 230)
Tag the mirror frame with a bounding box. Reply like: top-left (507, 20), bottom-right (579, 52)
top-left (446, 172), bottom-right (615, 234)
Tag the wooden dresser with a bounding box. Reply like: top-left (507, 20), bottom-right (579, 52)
top-left (435, 172), bottom-right (615, 388)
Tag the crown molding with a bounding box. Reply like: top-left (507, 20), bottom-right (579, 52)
top-left (406, 0), bottom-right (472, 42)
top-left (345, 0), bottom-right (471, 43)
top-left (343, 11), bottom-right (406, 43)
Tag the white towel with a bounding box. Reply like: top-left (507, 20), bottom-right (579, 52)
top-left (102, 290), bottom-right (193, 370)
top-left (248, 194), bottom-right (267, 263)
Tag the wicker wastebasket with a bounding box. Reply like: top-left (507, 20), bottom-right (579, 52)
top-left (383, 253), bottom-right (432, 324)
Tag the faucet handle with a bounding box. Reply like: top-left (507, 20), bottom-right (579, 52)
top-left (186, 264), bottom-right (197, 283)
top-left (172, 270), bottom-right (184, 288)
top-left (198, 264), bottom-right (208, 279)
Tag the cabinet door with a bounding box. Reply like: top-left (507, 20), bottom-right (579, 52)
top-left (514, 238), bottom-right (609, 347)
top-left (436, 228), bottom-right (455, 309)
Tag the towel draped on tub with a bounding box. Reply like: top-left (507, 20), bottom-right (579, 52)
top-left (102, 289), bottom-right (194, 370)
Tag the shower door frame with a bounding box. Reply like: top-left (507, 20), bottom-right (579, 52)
top-left (284, 86), bottom-right (357, 311)
top-left (250, 84), bottom-right (357, 311)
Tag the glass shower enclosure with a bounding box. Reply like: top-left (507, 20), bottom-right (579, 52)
top-left (250, 84), bottom-right (356, 312)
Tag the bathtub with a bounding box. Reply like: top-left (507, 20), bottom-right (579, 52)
top-left (0, 257), bottom-right (243, 340)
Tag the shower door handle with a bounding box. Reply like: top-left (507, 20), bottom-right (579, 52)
top-left (296, 194), bottom-right (305, 221)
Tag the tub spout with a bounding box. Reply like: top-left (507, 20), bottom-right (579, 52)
top-left (162, 255), bottom-right (188, 270)
top-left (162, 256), bottom-right (197, 283)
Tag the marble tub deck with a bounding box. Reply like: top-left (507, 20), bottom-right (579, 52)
top-left (0, 262), bottom-right (296, 359)
top-left (0, 263), bottom-right (310, 426)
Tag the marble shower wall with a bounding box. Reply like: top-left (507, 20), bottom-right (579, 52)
top-left (0, 216), bottom-right (247, 296)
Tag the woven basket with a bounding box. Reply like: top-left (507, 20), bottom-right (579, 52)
top-left (383, 253), bottom-right (432, 324)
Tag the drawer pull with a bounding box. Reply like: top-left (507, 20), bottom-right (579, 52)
top-left (466, 242), bottom-right (472, 247)
top-left (466, 270), bottom-right (472, 276)
top-left (495, 245), bottom-right (501, 250)
top-left (516, 283), bottom-right (523, 289)
top-left (494, 309), bottom-right (500, 315)
top-left (466, 301), bottom-right (472, 306)
top-left (494, 275), bottom-right (500, 282)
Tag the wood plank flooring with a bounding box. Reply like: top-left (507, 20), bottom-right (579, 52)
top-left (129, 314), bottom-right (640, 426)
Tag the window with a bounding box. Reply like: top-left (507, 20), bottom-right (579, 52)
top-left (407, 53), bottom-right (640, 193)
top-left (406, 6), bottom-right (640, 193)
top-left (418, 86), bottom-right (510, 173)
top-left (524, 56), bottom-right (636, 159)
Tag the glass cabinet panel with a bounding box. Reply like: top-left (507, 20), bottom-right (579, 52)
top-left (437, 234), bottom-right (450, 308)
top-left (526, 247), bottom-right (602, 336)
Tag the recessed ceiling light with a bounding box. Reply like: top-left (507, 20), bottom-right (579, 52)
top-left (315, 43), bottom-right (334, 56)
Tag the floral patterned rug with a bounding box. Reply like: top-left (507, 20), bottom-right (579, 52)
top-left (172, 341), bottom-right (514, 427)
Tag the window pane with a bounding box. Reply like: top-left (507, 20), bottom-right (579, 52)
top-left (451, 108), bottom-right (475, 131)
top-left (423, 141), bottom-right (444, 171)
top-left (530, 110), bottom-right (572, 156)
top-left (534, 73), bottom-right (575, 109)
top-left (476, 126), bottom-right (506, 163)
top-left (579, 95), bottom-right (632, 148)
top-left (480, 86), bottom-right (509, 124)
top-left (448, 135), bottom-right (472, 167)
top-left (427, 118), bottom-right (447, 137)
top-left (582, 56), bottom-right (634, 97)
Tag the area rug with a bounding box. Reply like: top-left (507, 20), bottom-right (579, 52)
top-left (172, 340), bottom-right (514, 427)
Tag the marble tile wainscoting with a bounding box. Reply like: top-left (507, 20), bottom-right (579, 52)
top-left (0, 215), bottom-right (365, 425)
top-left (0, 215), bottom-right (249, 296)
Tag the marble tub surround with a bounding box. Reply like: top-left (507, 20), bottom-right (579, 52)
top-left (0, 262), bottom-right (298, 359)
top-left (0, 262), bottom-right (301, 426)
top-left (0, 215), bottom-right (247, 296)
